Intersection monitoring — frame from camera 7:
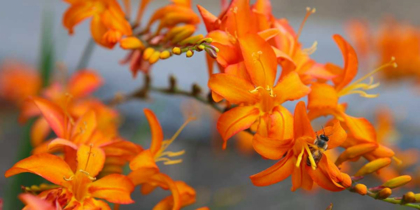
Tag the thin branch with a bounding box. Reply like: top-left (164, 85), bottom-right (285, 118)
top-left (76, 38), bottom-right (96, 70)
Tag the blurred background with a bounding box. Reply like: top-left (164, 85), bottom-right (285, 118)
top-left (1, 0), bottom-right (420, 209)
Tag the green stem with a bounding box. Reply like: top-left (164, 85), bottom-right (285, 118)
top-left (76, 38), bottom-right (96, 70)
top-left (364, 191), bottom-right (420, 209)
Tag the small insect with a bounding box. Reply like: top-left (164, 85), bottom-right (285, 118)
top-left (306, 128), bottom-right (329, 167)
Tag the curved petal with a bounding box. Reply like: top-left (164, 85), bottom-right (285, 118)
top-left (72, 110), bottom-right (97, 144)
top-left (149, 173), bottom-right (181, 210)
top-left (68, 70), bottom-right (103, 97)
top-left (208, 73), bottom-right (259, 104)
top-left (129, 150), bottom-right (159, 172)
top-left (293, 101), bottom-right (315, 140)
top-left (307, 157), bottom-right (347, 191)
top-left (63, 2), bottom-right (96, 34)
top-left (332, 34), bottom-right (359, 91)
top-left (253, 134), bottom-right (293, 160)
top-left (308, 83), bottom-right (338, 110)
top-left (250, 152), bottom-right (295, 186)
top-left (144, 109), bottom-right (164, 155)
top-left (82, 198), bottom-right (111, 210)
top-left (217, 106), bottom-right (260, 144)
top-left (91, 14), bottom-right (114, 48)
top-left (5, 153), bottom-right (73, 188)
top-left (32, 97), bottom-right (66, 138)
top-left (128, 168), bottom-right (159, 186)
top-left (239, 34), bottom-right (277, 87)
top-left (318, 120), bottom-right (347, 149)
top-left (153, 181), bottom-right (196, 210)
top-left (48, 138), bottom-right (78, 151)
top-left (31, 117), bottom-right (51, 147)
top-left (342, 114), bottom-right (376, 142)
top-left (197, 5), bottom-right (219, 32)
top-left (100, 140), bottom-right (144, 161)
top-left (291, 164), bottom-right (313, 191)
top-left (19, 194), bottom-right (55, 210)
top-left (77, 144), bottom-right (105, 177)
top-left (273, 71), bottom-right (310, 104)
top-left (88, 174), bottom-right (134, 204)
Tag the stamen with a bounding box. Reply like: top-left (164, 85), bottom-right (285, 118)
top-left (338, 57), bottom-right (397, 97)
top-left (79, 170), bottom-right (96, 181)
top-left (63, 175), bottom-right (74, 181)
top-left (305, 144), bottom-right (317, 170)
top-left (163, 159), bottom-right (183, 165)
top-left (160, 150), bottom-right (185, 157)
top-left (302, 41), bottom-right (318, 55)
top-left (296, 147), bottom-right (305, 167)
top-left (392, 156), bottom-right (402, 165)
top-left (84, 144), bottom-right (94, 171)
top-left (249, 86), bottom-right (264, 93)
top-left (296, 7), bottom-right (316, 41)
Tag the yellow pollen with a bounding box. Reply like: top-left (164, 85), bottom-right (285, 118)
top-left (296, 147), bottom-right (305, 167)
top-left (305, 144), bottom-right (317, 170)
top-left (79, 170), bottom-right (96, 181)
top-left (232, 6), bottom-right (238, 14)
top-left (302, 41), bottom-right (318, 55)
top-left (338, 57), bottom-right (397, 98)
top-left (249, 86), bottom-right (276, 97)
top-left (63, 175), bottom-right (74, 181)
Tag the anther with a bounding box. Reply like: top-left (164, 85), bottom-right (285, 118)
top-left (63, 175), bottom-right (74, 181)
top-left (79, 170), bottom-right (96, 181)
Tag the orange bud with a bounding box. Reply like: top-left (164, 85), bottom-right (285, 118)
top-left (148, 51), bottom-right (161, 64)
top-left (354, 184), bottom-right (367, 195)
top-left (382, 175), bottom-right (412, 189)
top-left (159, 50), bottom-right (171, 59)
top-left (354, 158), bottom-right (391, 176)
top-left (376, 187), bottom-right (392, 199)
top-left (120, 37), bottom-right (144, 50)
top-left (143, 47), bottom-right (155, 60)
top-left (402, 191), bottom-right (416, 204)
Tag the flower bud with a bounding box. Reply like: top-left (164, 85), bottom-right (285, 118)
top-left (382, 175), bottom-right (412, 189)
top-left (178, 34), bottom-right (204, 45)
top-left (354, 158), bottom-right (391, 176)
top-left (402, 191), bottom-right (416, 204)
top-left (353, 184), bottom-right (367, 196)
top-left (376, 188), bottom-right (392, 199)
top-left (172, 47), bottom-right (181, 55)
top-left (148, 51), bottom-right (161, 64)
top-left (186, 50), bottom-right (194, 58)
top-left (143, 47), bottom-right (155, 60)
top-left (160, 50), bottom-right (171, 59)
top-left (120, 37), bottom-right (144, 50)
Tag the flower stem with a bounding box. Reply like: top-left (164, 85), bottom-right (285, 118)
top-left (76, 38), bottom-right (96, 71)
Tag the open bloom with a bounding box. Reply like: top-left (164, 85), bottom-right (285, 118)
top-left (208, 32), bottom-right (310, 147)
top-left (5, 144), bottom-right (134, 209)
top-left (250, 101), bottom-right (351, 191)
top-left (63, 0), bottom-right (132, 48)
top-left (128, 109), bottom-right (196, 210)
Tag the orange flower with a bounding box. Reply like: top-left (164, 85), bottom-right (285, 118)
top-left (5, 144), bottom-right (135, 209)
top-left (208, 33), bottom-right (310, 147)
top-left (29, 97), bottom-right (142, 175)
top-left (128, 109), bottom-right (195, 210)
top-left (63, 0), bottom-right (132, 48)
top-left (250, 101), bottom-right (351, 191)
top-left (0, 60), bottom-right (41, 106)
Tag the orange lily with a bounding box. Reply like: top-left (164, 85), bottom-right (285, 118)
top-left (128, 108), bottom-right (195, 210)
top-left (250, 101), bottom-right (351, 191)
top-left (208, 32), bottom-right (310, 147)
top-left (63, 0), bottom-right (132, 48)
top-left (5, 144), bottom-right (135, 209)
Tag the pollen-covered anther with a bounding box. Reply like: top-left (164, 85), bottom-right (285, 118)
top-left (63, 175), bottom-right (74, 181)
top-left (295, 144), bottom-right (317, 170)
top-left (232, 6), bottom-right (238, 14)
top-left (303, 41), bottom-right (318, 55)
top-left (249, 86), bottom-right (264, 93)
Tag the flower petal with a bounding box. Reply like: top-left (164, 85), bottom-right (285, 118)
top-left (32, 97), bottom-right (66, 138)
top-left (217, 106), bottom-right (260, 144)
top-left (5, 153), bottom-right (73, 188)
top-left (100, 139), bottom-right (144, 161)
top-left (48, 138), bottom-right (78, 151)
top-left (71, 110), bottom-right (97, 144)
top-left (250, 152), bottom-right (295, 186)
top-left (319, 120), bottom-right (347, 149)
top-left (63, 2), bottom-right (96, 34)
top-left (128, 168), bottom-right (159, 186)
top-left (129, 149), bottom-right (159, 172)
top-left (239, 34), bottom-right (277, 87)
top-left (273, 71), bottom-right (310, 104)
top-left (293, 101), bottom-right (315, 140)
top-left (197, 5), bottom-right (219, 32)
top-left (89, 174), bottom-right (134, 204)
top-left (307, 157), bottom-right (347, 191)
top-left (308, 83), bottom-right (338, 110)
top-left (77, 144), bottom-right (105, 177)
top-left (91, 14), bottom-right (114, 49)
top-left (30, 117), bottom-right (51, 147)
top-left (253, 134), bottom-right (293, 160)
top-left (19, 193), bottom-right (55, 210)
top-left (68, 70), bottom-right (103, 97)
top-left (153, 181), bottom-right (196, 210)
top-left (331, 34), bottom-right (359, 91)
top-left (208, 73), bottom-right (259, 104)
top-left (144, 109), bottom-right (164, 155)
top-left (342, 114), bottom-right (376, 142)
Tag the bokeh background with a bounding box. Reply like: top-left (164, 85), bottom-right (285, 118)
top-left (1, 0), bottom-right (420, 209)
